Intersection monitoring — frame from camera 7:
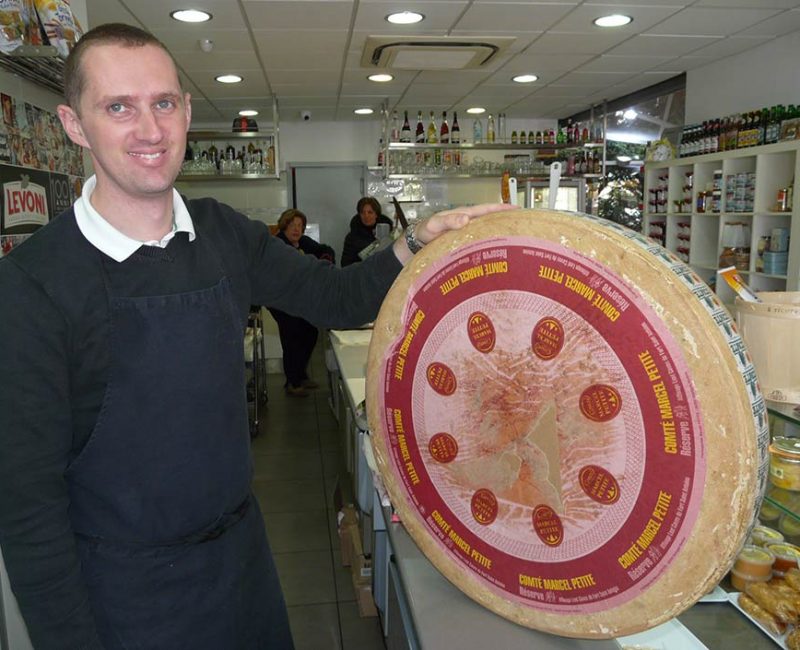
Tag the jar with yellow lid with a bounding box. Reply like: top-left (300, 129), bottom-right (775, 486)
top-left (769, 437), bottom-right (800, 491)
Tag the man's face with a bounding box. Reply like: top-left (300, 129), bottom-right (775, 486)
top-left (360, 205), bottom-right (378, 227)
top-left (58, 43), bottom-right (191, 205)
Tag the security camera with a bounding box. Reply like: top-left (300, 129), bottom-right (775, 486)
top-left (199, 38), bottom-right (213, 53)
top-left (301, 110), bottom-right (312, 121)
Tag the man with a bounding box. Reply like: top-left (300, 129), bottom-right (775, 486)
top-left (0, 22), bottom-right (509, 650)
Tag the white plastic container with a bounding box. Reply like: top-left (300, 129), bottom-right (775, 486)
top-left (736, 292), bottom-right (800, 403)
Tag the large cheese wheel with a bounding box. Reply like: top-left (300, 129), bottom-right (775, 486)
top-left (366, 209), bottom-right (768, 638)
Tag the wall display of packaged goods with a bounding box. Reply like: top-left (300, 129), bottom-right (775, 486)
top-left (643, 139), bottom-right (799, 304)
top-left (177, 99), bottom-right (281, 182)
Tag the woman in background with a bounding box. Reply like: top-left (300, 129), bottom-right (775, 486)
top-left (341, 196), bottom-right (394, 267)
top-left (269, 209), bottom-right (333, 397)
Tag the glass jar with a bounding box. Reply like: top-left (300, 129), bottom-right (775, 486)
top-left (769, 437), bottom-right (800, 491)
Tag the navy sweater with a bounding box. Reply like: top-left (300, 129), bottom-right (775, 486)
top-left (0, 198), bottom-right (401, 649)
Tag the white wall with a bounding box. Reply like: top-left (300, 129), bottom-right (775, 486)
top-left (686, 30), bottom-right (800, 123)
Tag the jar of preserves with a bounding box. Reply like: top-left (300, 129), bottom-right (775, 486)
top-left (770, 437), bottom-right (800, 490)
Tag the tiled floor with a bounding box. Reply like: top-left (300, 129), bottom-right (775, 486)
top-left (250, 344), bottom-right (386, 650)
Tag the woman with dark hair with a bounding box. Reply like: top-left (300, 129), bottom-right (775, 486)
top-left (341, 196), bottom-right (394, 267)
top-left (268, 209), bottom-right (332, 397)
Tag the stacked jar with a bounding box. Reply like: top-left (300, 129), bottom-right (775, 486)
top-left (725, 172), bottom-right (756, 212)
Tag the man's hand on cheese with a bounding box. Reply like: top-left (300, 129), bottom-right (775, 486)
top-left (393, 203), bottom-right (516, 265)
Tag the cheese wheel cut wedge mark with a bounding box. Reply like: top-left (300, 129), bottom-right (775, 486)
top-left (367, 209), bottom-right (767, 638)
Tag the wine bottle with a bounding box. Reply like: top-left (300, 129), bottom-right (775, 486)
top-left (400, 110), bottom-right (412, 143)
top-left (390, 110), bottom-right (400, 142)
top-left (427, 111), bottom-right (438, 144)
top-left (451, 112), bottom-right (461, 144)
top-left (440, 111), bottom-right (449, 144)
top-left (415, 111), bottom-right (425, 143)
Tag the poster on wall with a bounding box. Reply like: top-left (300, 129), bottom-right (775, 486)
top-left (0, 166), bottom-right (82, 256)
top-left (0, 91), bottom-right (85, 257)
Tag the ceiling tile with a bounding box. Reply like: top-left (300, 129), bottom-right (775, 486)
top-left (578, 54), bottom-right (678, 73)
top-left (553, 4), bottom-right (683, 33)
top-left (522, 30), bottom-right (631, 54)
top-left (692, 0), bottom-right (800, 8)
top-left (273, 83), bottom-right (341, 96)
top-left (606, 34), bottom-right (722, 56)
top-left (555, 70), bottom-right (634, 86)
top-left (455, 3), bottom-right (578, 31)
top-left (150, 28), bottom-right (255, 53)
top-left (736, 8), bottom-right (800, 36)
top-left (686, 35), bottom-right (771, 58)
top-left (646, 7), bottom-right (783, 36)
top-left (242, 1), bottom-right (353, 30)
top-left (353, 1), bottom-right (470, 32)
top-left (504, 52), bottom-right (596, 73)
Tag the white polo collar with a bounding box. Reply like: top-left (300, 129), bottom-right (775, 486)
top-left (73, 175), bottom-right (196, 262)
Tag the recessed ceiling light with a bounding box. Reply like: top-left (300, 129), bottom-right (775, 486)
top-left (368, 74), bottom-right (394, 83)
top-left (354, 108), bottom-right (374, 115)
top-left (512, 74), bottom-right (538, 84)
top-left (466, 107), bottom-right (486, 115)
top-left (593, 14), bottom-right (633, 28)
top-left (386, 11), bottom-right (424, 25)
top-left (239, 109), bottom-right (258, 117)
top-left (215, 74), bottom-right (242, 84)
top-left (170, 9), bottom-right (212, 23)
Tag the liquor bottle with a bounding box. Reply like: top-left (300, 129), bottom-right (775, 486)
top-left (400, 110), bottom-right (412, 143)
top-left (566, 119), bottom-right (574, 144)
top-left (390, 110), bottom-right (400, 142)
top-left (207, 142), bottom-right (218, 168)
top-left (556, 126), bottom-right (566, 145)
top-left (760, 108), bottom-right (769, 145)
top-left (427, 111), bottom-right (438, 144)
top-left (511, 130), bottom-right (518, 144)
top-left (487, 114), bottom-right (496, 143)
top-left (529, 130), bottom-right (536, 145)
top-left (225, 143), bottom-right (236, 160)
top-left (498, 113), bottom-right (507, 143)
top-left (415, 111), bottom-right (425, 143)
top-left (473, 118), bottom-right (483, 144)
top-left (548, 129), bottom-right (556, 145)
top-left (572, 122), bottom-right (580, 144)
top-left (519, 130), bottom-right (527, 145)
top-left (440, 111), bottom-right (450, 144)
top-left (377, 138), bottom-right (385, 167)
top-left (451, 112), bottom-right (461, 144)
top-left (581, 125), bottom-right (590, 143)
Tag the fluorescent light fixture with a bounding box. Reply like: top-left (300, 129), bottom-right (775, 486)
top-left (170, 9), bottom-right (212, 23)
top-left (466, 107), bottom-right (486, 115)
top-left (593, 14), bottom-right (633, 28)
top-left (215, 74), bottom-right (242, 84)
top-left (512, 74), bottom-right (538, 84)
top-left (239, 110), bottom-right (258, 117)
top-left (354, 108), bottom-right (374, 115)
top-left (386, 11), bottom-right (424, 25)
top-left (623, 109), bottom-right (638, 120)
top-left (368, 74), bottom-right (394, 83)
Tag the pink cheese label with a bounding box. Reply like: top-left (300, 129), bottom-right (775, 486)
top-left (379, 237), bottom-right (706, 613)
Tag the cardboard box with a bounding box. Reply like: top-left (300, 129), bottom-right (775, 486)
top-left (353, 549), bottom-right (373, 585)
top-left (338, 504), bottom-right (359, 567)
top-left (352, 573), bottom-right (378, 617)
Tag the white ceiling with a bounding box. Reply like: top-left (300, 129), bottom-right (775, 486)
top-left (84, 0), bottom-right (800, 123)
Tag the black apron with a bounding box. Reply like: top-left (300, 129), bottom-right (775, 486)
top-left (65, 237), bottom-right (293, 649)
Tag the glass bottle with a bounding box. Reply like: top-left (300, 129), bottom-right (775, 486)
top-left (400, 110), bottom-right (412, 143)
top-left (415, 111), bottom-right (425, 143)
top-left (440, 111), bottom-right (449, 144)
top-left (473, 118), bottom-right (483, 144)
top-left (486, 114), bottom-right (496, 143)
top-left (390, 110), bottom-right (400, 142)
top-left (451, 112), bottom-right (460, 144)
top-left (427, 111), bottom-right (438, 144)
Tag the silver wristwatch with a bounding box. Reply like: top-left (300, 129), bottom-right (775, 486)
top-left (404, 220), bottom-right (425, 254)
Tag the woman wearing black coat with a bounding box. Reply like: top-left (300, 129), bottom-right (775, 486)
top-left (269, 209), bottom-right (333, 397)
top-left (341, 196), bottom-right (394, 267)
